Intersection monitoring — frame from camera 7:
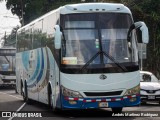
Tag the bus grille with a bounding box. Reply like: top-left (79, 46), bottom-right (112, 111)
top-left (84, 91), bottom-right (123, 97)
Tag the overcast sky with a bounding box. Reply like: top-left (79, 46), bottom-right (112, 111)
top-left (0, 1), bottom-right (21, 47)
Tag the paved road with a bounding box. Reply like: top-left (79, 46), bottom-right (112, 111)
top-left (0, 87), bottom-right (160, 120)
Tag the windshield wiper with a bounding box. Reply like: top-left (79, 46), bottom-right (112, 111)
top-left (79, 51), bottom-right (128, 73)
top-left (79, 51), bottom-right (101, 73)
top-left (102, 51), bottom-right (128, 72)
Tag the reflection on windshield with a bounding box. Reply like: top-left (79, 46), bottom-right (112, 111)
top-left (101, 29), bottom-right (130, 63)
top-left (61, 13), bottom-right (137, 66)
top-left (62, 21), bottom-right (99, 64)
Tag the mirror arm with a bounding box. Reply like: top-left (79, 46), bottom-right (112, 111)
top-left (127, 24), bottom-right (135, 42)
top-left (134, 21), bottom-right (145, 28)
top-left (127, 22), bottom-right (145, 42)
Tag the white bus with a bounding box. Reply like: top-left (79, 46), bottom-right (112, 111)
top-left (16, 3), bottom-right (149, 113)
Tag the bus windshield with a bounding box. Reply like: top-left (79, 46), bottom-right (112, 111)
top-left (60, 13), bottom-right (138, 72)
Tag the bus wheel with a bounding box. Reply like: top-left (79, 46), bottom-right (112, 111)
top-left (48, 89), bottom-right (59, 112)
top-left (22, 81), bottom-right (31, 104)
top-left (48, 85), bottom-right (53, 109)
top-left (15, 87), bottom-right (18, 93)
top-left (48, 92), bottom-right (53, 108)
top-left (111, 107), bottom-right (123, 113)
top-left (15, 85), bottom-right (18, 93)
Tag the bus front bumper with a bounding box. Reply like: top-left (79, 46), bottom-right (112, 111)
top-left (61, 94), bottom-right (140, 109)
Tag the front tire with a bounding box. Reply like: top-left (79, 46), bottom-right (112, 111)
top-left (48, 91), bottom-right (53, 109)
top-left (15, 85), bottom-right (18, 93)
top-left (48, 88), bottom-right (59, 113)
top-left (22, 81), bottom-right (31, 104)
top-left (111, 107), bottom-right (123, 113)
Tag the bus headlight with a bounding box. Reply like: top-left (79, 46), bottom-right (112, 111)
top-left (61, 86), bottom-right (83, 98)
top-left (124, 84), bottom-right (140, 96)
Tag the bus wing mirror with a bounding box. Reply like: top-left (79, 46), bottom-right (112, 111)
top-left (135, 22), bottom-right (149, 44)
top-left (54, 25), bottom-right (62, 49)
top-left (127, 22), bottom-right (149, 44)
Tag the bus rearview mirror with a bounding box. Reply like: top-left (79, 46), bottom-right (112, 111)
top-left (135, 22), bottom-right (149, 44)
top-left (54, 25), bottom-right (62, 49)
top-left (128, 22), bottom-right (149, 44)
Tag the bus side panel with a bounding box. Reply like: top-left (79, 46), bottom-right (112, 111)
top-left (47, 48), bottom-right (57, 108)
top-left (19, 50), bottom-right (38, 101)
top-left (38, 47), bottom-right (53, 104)
top-left (54, 61), bottom-right (61, 109)
top-left (34, 48), bottom-right (47, 103)
top-left (34, 47), bottom-right (61, 106)
top-left (21, 47), bottom-right (58, 105)
top-left (16, 8), bottom-right (61, 105)
top-left (26, 48), bottom-right (53, 102)
top-left (45, 47), bottom-right (61, 108)
top-left (16, 51), bottom-right (31, 96)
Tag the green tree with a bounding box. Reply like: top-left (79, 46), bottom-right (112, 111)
top-left (5, 0), bottom-right (85, 25)
top-left (122, 0), bottom-right (160, 77)
top-left (6, 0), bottom-right (49, 25)
top-left (4, 26), bottom-right (19, 47)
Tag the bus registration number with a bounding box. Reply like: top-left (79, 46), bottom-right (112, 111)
top-left (99, 102), bottom-right (108, 107)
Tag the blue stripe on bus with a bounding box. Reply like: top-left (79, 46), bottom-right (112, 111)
top-left (37, 48), bottom-right (44, 82)
top-left (27, 48), bottom-right (44, 88)
top-left (22, 51), bottom-right (29, 70)
top-left (27, 49), bottom-right (41, 84)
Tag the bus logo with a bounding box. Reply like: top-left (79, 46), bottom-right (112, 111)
top-left (100, 75), bottom-right (107, 80)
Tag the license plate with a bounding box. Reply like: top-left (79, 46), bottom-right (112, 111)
top-left (99, 102), bottom-right (108, 107)
top-left (148, 95), bottom-right (155, 99)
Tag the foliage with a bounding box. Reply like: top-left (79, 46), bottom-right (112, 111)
top-left (122, 0), bottom-right (160, 78)
top-left (6, 0), bottom-right (49, 25)
top-left (5, 0), bottom-right (89, 25)
top-left (4, 26), bottom-right (19, 47)
top-left (3, 0), bottom-right (160, 77)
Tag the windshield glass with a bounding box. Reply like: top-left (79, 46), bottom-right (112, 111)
top-left (60, 13), bottom-right (138, 73)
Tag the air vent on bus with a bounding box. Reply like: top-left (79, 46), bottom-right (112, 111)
top-left (84, 91), bottom-right (123, 97)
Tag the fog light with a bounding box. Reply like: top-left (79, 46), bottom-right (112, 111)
top-left (130, 98), bottom-right (137, 102)
top-left (69, 100), bottom-right (77, 105)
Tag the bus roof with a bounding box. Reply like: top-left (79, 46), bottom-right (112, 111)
top-left (18, 3), bottom-right (131, 32)
top-left (61, 3), bottom-right (131, 14)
